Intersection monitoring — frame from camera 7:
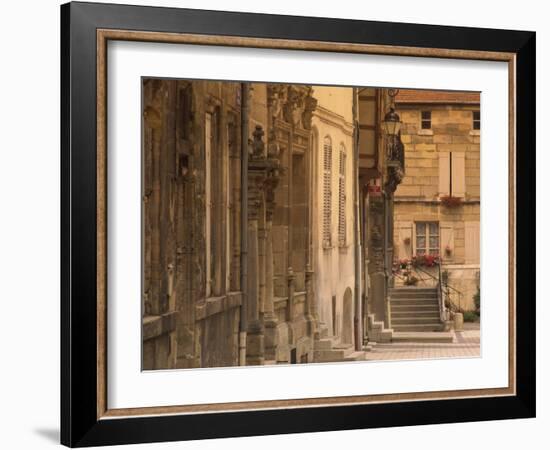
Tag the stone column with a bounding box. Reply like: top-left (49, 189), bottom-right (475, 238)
top-left (264, 132), bottom-right (282, 361)
top-left (246, 179), bottom-right (264, 365)
top-left (305, 265), bottom-right (316, 336)
top-left (245, 126), bottom-right (268, 366)
top-left (263, 205), bottom-right (278, 360)
top-left (258, 226), bottom-right (267, 316)
top-left (286, 268), bottom-right (296, 324)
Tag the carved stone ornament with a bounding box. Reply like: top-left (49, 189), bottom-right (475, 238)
top-left (249, 125), bottom-right (266, 160)
top-left (301, 87), bottom-right (318, 130)
top-left (385, 165), bottom-right (404, 193)
top-left (267, 129), bottom-right (280, 159)
top-left (267, 84), bottom-right (286, 122)
top-left (283, 85), bottom-right (306, 127)
top-left (370, 225), bottom-right (383, 247)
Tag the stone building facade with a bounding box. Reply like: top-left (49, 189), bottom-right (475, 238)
top-left (141, 79), bottom-right (406, 370)
top-left (310, 87), bottom-right (357, 347)
top-left (393, 90), bottom-right (481, 311)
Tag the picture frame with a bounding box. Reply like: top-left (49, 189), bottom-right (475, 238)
top-left (60, 1), bottom-right (535, 447)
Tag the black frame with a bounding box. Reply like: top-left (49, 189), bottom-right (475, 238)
top-left (61, 1), bottom-right (536, 447)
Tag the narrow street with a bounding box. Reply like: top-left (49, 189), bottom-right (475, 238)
top-left (364, 323), bottom-right (480, 361)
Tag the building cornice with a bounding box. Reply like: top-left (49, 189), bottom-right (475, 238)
top-left (313, 105), bottom-right (354, 137)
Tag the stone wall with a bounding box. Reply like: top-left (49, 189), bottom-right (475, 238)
top-left (311, 86), bottom-right (356, 343)
top-left (142, 78), bottom-right (244, 370)
top-left (393, 97), bottom-right (481, 311)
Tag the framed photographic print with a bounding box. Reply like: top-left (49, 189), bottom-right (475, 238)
top-left (60, 1), bottom-right (536, 447)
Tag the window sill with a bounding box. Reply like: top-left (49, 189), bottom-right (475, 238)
top-left (418, 129), bottom-right (433, 136)
top-left (469, 130), bottom-right (480, 136)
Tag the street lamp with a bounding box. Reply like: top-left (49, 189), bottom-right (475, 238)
top-left (381, 89), bottom-right (403, 165)
top-left (381, 107), bottom-right (402, 137)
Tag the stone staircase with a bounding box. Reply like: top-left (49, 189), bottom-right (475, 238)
top-left (390, 287), bottom-right (444, 332)
top-left (313, 336), bottom-right (367, 362)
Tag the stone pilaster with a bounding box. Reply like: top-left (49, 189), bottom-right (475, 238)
top-left (263, 167), bottom-right (280, 360)
top-left (246, 169), bottom-right (265, 366)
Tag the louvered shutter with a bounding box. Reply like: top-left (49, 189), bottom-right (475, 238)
top-left (323, 137), bottom-right (332, 247)
top-left (451, 152), bottom-right (466, 197)
top-left (338, 148), bottom-right (346, 246)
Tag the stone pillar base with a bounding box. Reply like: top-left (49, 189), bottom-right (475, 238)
top-left (246, 321), bottom-right (265, 365)
top-left (264, 316), bottom-right (278, 361)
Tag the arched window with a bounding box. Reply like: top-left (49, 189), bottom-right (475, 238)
top-left (322, 136), bottom-right (332, 248)
top-left (338, 145), bottom-right (347, 246)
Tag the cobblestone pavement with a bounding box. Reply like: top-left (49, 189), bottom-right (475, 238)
top-left (364, 322), bottom-right (480, 361)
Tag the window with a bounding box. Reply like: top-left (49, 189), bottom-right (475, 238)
top-left (322, 136), bottom-right (332, 247)
top-left (421, 111), bottom-right (431, 129)
top-left (338, 146), bottom-right (346, 246)
top-left (473, 110), bottom-right (480, 130)
top-left (416, 222), bottom-right (439, 256)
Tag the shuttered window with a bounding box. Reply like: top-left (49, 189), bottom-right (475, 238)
top-left (338, 146), bottom-right (346, 246)
top-left (438, 151), bottom-right (465, 198)
top-left (323, 136), bottom-right (332, 248)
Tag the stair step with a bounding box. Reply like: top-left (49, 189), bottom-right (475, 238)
top-left (313, 349), bottom-right (347, 361)
top-left (314, 338), bottom-right (334, 351)
top-left (392, 309), bottom-right (440, 315)
top-left (390, 287), bottom-right (438, 291)
top-left (392, 324), bottom-right (444, 332)
top-left (333, 343), bottom-right (356, 356)
top-left (313, 344), bottom-right (355, 362)
top-left (392, 316), bottom-right (441, 323)
top-left (392, 298), bottom-right (438, 302)
top-left (391, 302), bottom-right (439, 308)
top-left (392, 331), bottom-right (454, 343)
top-left (392, 305), bottom-right (440, 310)
top-left (344, 351), bottom-right (367, 361)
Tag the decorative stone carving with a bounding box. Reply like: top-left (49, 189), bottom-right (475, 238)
top-left (385, 133), bottom-right (405, 193)
top-left (267, 129), bottom-right (280, 159)
top-left (370, 225), bottom-right (383, 249)
top-left (385, 165), bottom-right (404, 193)
top-left (249, 125), bottom-right (265, 160)
top-left (267, 84), bottom-right (286, 122)
top-left (302, 87), bottom-right (318, 130)
top-left (267, 84), bottom-right (318, 130)
top-left (283, 85), bottom-right (305, 126)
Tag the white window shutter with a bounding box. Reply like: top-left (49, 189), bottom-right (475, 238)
top-left (338, 149), bottom-right (346, 246)
top-left (451, 152), bottom-right (466, 198)
top-left (322, 137), bottom-right (332, 247)
top-left (438, 152), bottom-right (450, 196)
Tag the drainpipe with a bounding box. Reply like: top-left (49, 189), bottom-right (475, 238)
top-left (382, 189), bottom-right (391, 329)
top-left (352, 88), bottom-right (363, 351)
top-left (239, 83), bottom-right (249, 365)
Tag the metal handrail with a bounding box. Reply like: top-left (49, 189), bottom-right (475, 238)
top-left (436, 261), bottom-right (449, 322)
top-left (404, 262), bottom-right (465, 319)
top-left (394, 260), bottom-right (465, 317)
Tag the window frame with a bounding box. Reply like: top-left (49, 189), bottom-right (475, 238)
top-left (421, 110), bottom-right (432, 129)
top-left (415, 221), bottom-right (440, 257)
top-left (473, 110), bottom-right (481, 130)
